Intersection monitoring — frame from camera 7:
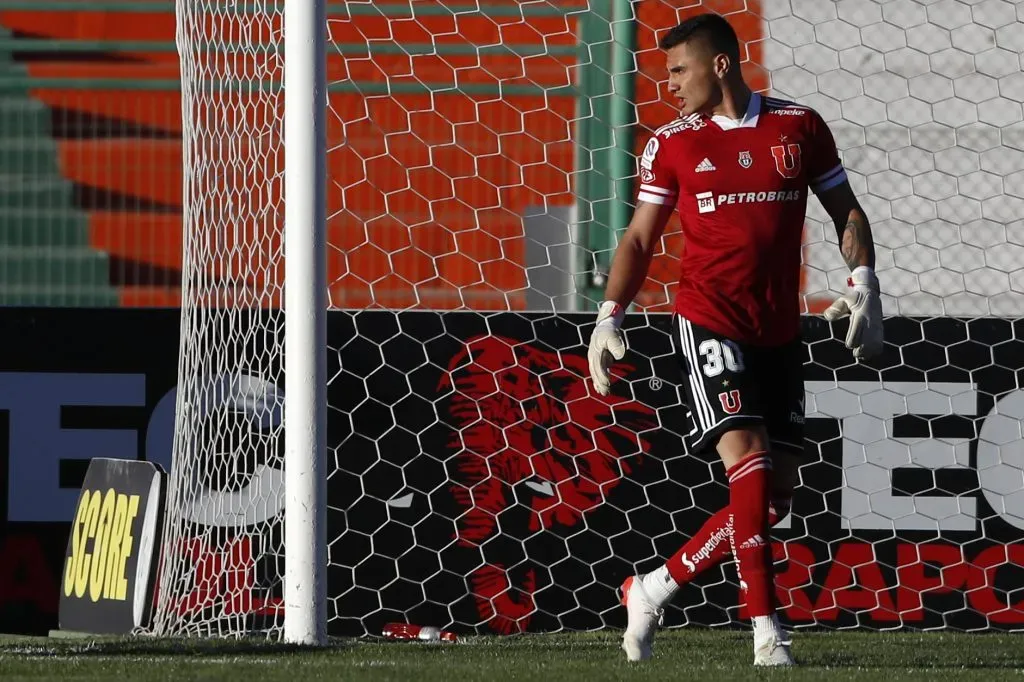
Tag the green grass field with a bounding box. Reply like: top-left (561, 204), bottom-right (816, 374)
top-left (1, 630), bottom-right (1023, 681)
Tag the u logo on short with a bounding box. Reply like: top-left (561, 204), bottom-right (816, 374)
top-left (718, 389), bottom-right (742, 414)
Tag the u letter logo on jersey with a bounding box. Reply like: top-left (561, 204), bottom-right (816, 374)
top-left (771, 143), bottom-right (801, 179)
top-left (718, 389), bottom-right (742, 414)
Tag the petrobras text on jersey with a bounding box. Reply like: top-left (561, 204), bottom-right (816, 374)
top-left (717, 190), bottom-right (802, 205)
top-left (695, 190), bottom-right (803, 212)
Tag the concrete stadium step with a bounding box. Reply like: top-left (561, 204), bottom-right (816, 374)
top-left (0, 209), bottom-right (89, 246)
top-left (0, 175), bottom-right (73, 208)
top-left (28, 86), bottom-right (576, 144)
top-left (0, 138), bottom-right (60, 175)
top-left (85, 208), bottom-right (540, 293)
top-left (31, 87), bottom-right (182, 136)
top-left (52, 121), bottom-right (577, 216)
top-left (0, 62), bottom-right (29, 90)
top-left (0, 283), bottom-right (119, 307)
top-left (87, 211), bottom-right (181, 269)
top-left (13, 60), bottom-right (575, 98)
top-left (329, 275), bottom-right (527, 311)
top-left (3, 42), bottom-right (575, 90)
top-left (0, 6), bottom-right (581, 45)
top-left (118, 285), bottom-right (180, 308)
top-left (55, 138), bottom-right (182, 208)
top-left (334, 210), bottom-right (529, 292)
top-left (0, 246), bottom-right (109, 286)
top-left (0, 97), bottom-right (50, 138)
top-left (1, 5), bottom-right (581, 89)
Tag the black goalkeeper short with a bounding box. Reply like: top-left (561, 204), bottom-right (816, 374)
top-left (670, 314), bottom-right (806, 455)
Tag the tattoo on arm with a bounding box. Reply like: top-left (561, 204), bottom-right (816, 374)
top-left (840, 211), bottom-right (875, 270)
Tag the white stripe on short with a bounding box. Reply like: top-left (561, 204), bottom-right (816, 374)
top-left (678, 316), bottom-right (716, 432)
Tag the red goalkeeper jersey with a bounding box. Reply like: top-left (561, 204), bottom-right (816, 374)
top-left (637, 93), bottom-right (847, 346)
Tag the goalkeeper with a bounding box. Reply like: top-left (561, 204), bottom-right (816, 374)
top-left (586, 13), bottom-right (882, 667)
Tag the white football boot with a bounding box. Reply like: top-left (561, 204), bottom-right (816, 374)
top-left (753, 634), bottom-right (795, 666)
top-left (619, 575), bottom-right (664, 662)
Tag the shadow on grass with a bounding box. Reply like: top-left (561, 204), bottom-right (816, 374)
top-left (3, 636), bottom-right (355, 658)
top-left (802, 654), bottom-right (1024, 671)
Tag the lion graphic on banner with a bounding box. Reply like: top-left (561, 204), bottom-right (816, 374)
top-left (439, 334), bottom-right (657, 634)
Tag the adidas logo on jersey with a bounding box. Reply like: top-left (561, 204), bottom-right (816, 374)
top-left (695, 158), bottom-right (716, 173)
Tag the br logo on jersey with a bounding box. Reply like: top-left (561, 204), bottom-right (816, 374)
top-left (718, 389), bottom-right (742, 414)
top-left (738, 151), bottom-right (752, 169)
top-left (771, 143), bottom-right (802, 179)
top-left (696, 191), bottom-right (716, 214)
top-left (640, 168), bottom-right (655, 183)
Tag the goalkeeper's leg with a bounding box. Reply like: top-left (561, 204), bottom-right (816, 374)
top-left (638, 450), bottom-right (798, 607)
top-left (713, 428), bottom-right (794, 666)
top-left (622, 434), bottom-right (796, 664)
top-left (622, 316), bottom-right (797, 664)
top-left (638, 486), bottom-right (791, 606)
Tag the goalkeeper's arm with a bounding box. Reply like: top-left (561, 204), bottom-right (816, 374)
top-left (588, 201), bottom-right (674, 396)
top-left (816, 180), bottom-right (883, 359)
top-left (602, 201), bottom-right (676, 309)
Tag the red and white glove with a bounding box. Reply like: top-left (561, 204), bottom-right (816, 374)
top-left (588, 301), bottom-right (626, 396)
top-left (824, 266), bottom-right (884, 360)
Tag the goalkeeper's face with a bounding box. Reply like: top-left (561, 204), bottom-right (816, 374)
top-left (665, 41), bottom-right (723, 117)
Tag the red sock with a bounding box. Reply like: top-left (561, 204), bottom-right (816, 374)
top-left (665, 507), bottom-right (732, 584)
top-left (727, 452), bottom-right (775, 617)
top-left (665, 497), bottom-right (790, 586)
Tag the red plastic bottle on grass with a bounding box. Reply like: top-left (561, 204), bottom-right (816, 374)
top-left (382, 622), bottom-right (458, 642)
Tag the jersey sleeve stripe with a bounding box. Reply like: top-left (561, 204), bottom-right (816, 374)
top-left (637, 191), bottom-right (677, 205)
top-left (639, 184), bottom-right (677, 197)
top-left (811, 164), bottom-right (845, 184)
top-left (810, 166), bottom-right (848, 194)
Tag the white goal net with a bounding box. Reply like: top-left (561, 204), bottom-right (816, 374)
top-left (154, 0), bottom-right (1024, 639)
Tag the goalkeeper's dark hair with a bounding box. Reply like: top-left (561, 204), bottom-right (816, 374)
top-left (659, 13), bottom-right (742, 69)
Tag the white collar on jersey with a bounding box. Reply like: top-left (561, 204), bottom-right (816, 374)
top-left (709, 92), bottom-right (761, 131)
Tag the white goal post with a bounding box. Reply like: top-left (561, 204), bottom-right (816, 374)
top-left (155, 0), bottom-right (1024, 642)
top-left (281, 0), bottom-right (328, 646)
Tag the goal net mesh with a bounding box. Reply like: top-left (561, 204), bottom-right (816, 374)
top-left (153, 0), bottom-right (1024, 638)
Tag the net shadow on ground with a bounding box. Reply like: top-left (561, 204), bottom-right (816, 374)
top-left (1, 636), bottom-right (356, 658)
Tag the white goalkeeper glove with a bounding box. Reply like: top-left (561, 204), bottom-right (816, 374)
top-left (824, 266), bottom-right (884, 360)
top-left (588, 300), bottom-right (626, 396)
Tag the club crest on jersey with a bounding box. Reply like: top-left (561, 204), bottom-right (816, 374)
top-left (718, 389), bottom-right (742, 414)
top-left (771, 143), bottom-right (802, 179)
top-left (738, 151), bottom-right (753, 169)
